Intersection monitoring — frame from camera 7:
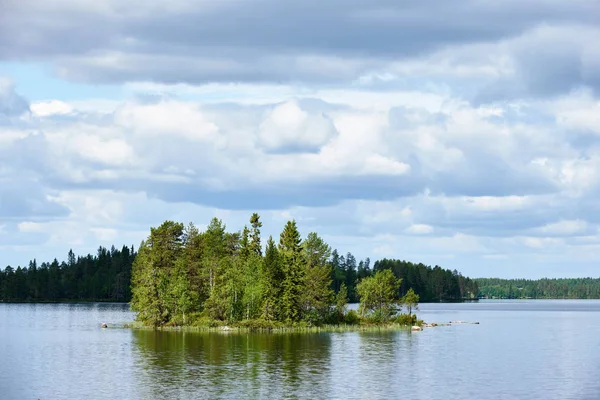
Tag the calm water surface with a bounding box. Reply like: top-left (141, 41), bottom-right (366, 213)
top-left (1, 300), bottom-right (599, 399)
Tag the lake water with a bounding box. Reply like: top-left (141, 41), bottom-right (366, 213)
top-left (1, 300), bottom-right (599, 399)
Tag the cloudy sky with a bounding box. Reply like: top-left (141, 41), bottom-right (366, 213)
top-left (1, 0), bottom-right (600, 278)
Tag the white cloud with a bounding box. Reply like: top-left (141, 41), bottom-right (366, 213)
top-left (114, 100), bottom-right (219, 142)
top-left (536, 219), bottom-right (589, 235)
top-left (405, 224), bottom-right (434, 235)
top-left (258, 100), bottom-right (337, 152)
top-left (70, 135), bottom-right (136, 166)
top-left (17, 221), bottom-right (44, 233)
top-left (30, 100), bottom-right (73, 117)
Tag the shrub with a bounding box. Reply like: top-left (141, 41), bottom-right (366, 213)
top-left (395, 313), bottom-right (417, 326)
top-left (344, 309), bottom-right (360, 325)
top-left (192, 316), bottom-right (225, 328)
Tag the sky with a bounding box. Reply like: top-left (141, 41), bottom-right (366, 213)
top-left (1, 0), bottom-right (600, 279)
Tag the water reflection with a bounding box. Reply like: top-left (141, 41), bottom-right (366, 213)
top-left (132, 330), bottom-right (334, 399)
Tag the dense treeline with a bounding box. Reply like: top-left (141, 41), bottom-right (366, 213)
top-left (373, 259), bottom-right (479, 301)
top-left (131, 215), bottom-right (423, 327)
top-left (0, 246), bottom-right (136, 302)
top-left (477, 278), bottom-right (600, 299)
top-left (1, 217), bottom-right (480, 311)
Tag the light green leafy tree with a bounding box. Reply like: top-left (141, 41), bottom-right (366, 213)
top-left (335, 282), bottom-right (349, 322)
top-left (402, 287), bottom-right (419, 316)
top-left (356, 269), bottom-right (402, 322)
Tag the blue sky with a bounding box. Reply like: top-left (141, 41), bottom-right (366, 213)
top-left (1, 0), bottom-right (600, 278)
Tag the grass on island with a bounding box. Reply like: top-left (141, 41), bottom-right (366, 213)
top-left (123, 311), bottom-right (424, 333)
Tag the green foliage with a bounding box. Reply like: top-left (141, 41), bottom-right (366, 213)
top-left (394, 313), bottom-right (418, 326)
top-left (357, 269), bottom-right (401, 322)
top-left (126, 214), bottom-right (343, 327)
top-left (335, 283), bottom-right (349, 322)
top-left (249, 213), bottom-right (263, 256)
top-left (476, 277), bottom-right (600, 299)
top-left (344, 309), bottom-right (360, 325)
top-left (0, 246), bottom-right (136, 302)
top-left (300, 232), bottom-right (334, 324)
top-left (329, 249), bottom-right (367, 303)
top-left (279, 220), bottom-right (305, 323)
top-left (402, 288), bottom-right (419, 315)
top-left (262, 236), bottom-right (282, 321)
top-left (130, 221), bottom-right (185, 327)
top-left (373, 259), bottom-right (479, 301)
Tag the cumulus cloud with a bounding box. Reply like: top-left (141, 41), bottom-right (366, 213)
top-left (258, 100), bottom-right (338, 153)
top-left (2, 1), bottom-right (600, 277)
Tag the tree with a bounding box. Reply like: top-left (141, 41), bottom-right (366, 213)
top-left (249, 213), bottom-right (263, 256)
top-left (330, 249), bottom-right (344, 293)
top-left (402, 288), bottom-right (419, 315)
top-left (279, 220), bottom-right (304, 323)
top-left (262, 236), bottom-right (282, 321)
top-left (300, 232), bottom-right (334, 324)
top-left (335, 283), bottom-right (348, 322)
top-left (356, 269), bottom-right (401, 322)
top-left (130, 221), bottom-right (184, 326)
top-left (345, 252), bottom-right (358, 302)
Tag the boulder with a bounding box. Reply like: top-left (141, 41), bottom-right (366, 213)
top-left (411, 325), bottom-right (423, 331)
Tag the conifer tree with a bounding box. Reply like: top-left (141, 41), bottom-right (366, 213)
top-left (249, 213), bottom-right (263, 256)
top-left (262, 236), bottom-right (282, 321)
top-left (279, 220), bottom-right (304, 322)
top-left (300, 232), bottom-right (334, 323)
top-left (131, 221), bottom-right (184, 326)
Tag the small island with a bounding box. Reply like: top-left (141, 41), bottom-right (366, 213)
top-left (131, 214), bottom-right (423, 332)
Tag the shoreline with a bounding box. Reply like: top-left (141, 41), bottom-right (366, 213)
top-left (122, 321), bottom-right (422, 333)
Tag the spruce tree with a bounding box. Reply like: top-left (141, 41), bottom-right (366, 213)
top-left (262, 236), bottom-right (282, 321)
top-left (300, 232), bottom-right (334, 324)
top-left (279, 220), bottom-right (304, 323)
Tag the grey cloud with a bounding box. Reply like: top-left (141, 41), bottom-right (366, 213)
top-left (474, 26), bottom-right (600, 103)
top-left (142, 174), bottom-right (423, 210)
top-left (0, 177), bottom-right (69, 220)
top-left (1, 0), bottom-right (599, 99)
top-left (0, 222), bottom-right (49, 246)
top-left (0, 81), bottom-right (29, 122)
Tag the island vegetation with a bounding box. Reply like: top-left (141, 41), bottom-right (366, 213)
top-left (129, 215), bottom-right (424, 330)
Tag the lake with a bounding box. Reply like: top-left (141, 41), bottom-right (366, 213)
top-left (1, 300), bottom-right (599, 399)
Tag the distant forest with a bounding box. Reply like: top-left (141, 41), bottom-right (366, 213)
top-left (1, 231), bottom-right (478, 304)
top-left (374, 259), bottom-right (478, 302)
top-left (477, 278), bottom-right (600, 299)
top-left (0, 246), bottom-right (136, 302)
